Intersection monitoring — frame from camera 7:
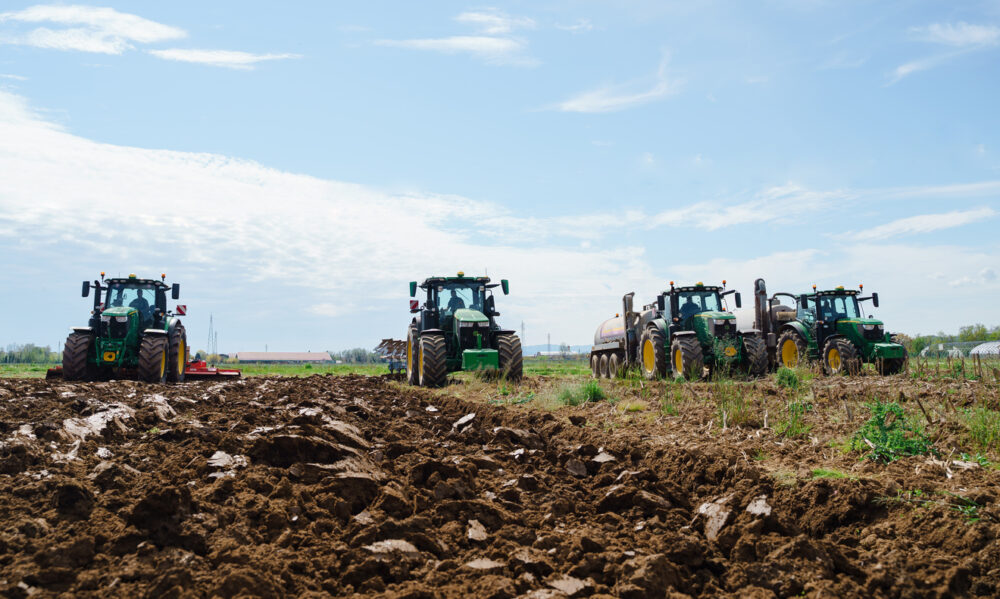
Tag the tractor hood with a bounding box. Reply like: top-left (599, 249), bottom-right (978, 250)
top-left (695, 311), bottom-right (733, 321)
top-left (100, 306), bottom-right (137, 318)
top-left (453, 308), bottom-right (489, 323)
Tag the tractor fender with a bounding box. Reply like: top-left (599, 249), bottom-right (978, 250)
top-left (739, 328), bottom-right (761, 337)
top-left (71, 326), bottom-right (94, 334)
top-left (495, 329), bottom-right (517, 336)
top-left (421, 329), bottom-right (444, 335)
top-left (671, 330), bottom-right (697, 338)
top-left (166, 317), bottom-right (182, 336)
top-left (778, 321), bottom-right (811, 343)
top-left (143, 329), bottom-right (169, 336)
top-left (645, 318), bottom-right (669, 337)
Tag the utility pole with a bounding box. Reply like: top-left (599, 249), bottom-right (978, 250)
top-left (207, 314), bottom-right (214, 356)
top-left (521, 321), bottom-right (525, 345)
top-left (547, 333), bottom-right (551, 354)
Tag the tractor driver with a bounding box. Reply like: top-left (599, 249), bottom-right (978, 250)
top-left (446, 289), bottom-right (466, 313)
top-left (129, 290), bottom-right (153, 325)
top-left (679, 295), bottom-right (701, 320)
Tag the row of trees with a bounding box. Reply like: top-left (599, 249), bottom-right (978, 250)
top-left (0, 344), bottom-right (61, 364)
top-left (330, 348), bottom-right (382, 363)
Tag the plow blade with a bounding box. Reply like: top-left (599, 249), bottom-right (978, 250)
top-left (184, 360), bottom-right (241, 379)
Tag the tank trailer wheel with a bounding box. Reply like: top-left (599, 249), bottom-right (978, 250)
top-left (406, 325), bottom-right (420, 385)
top-left (598, 354), bottom-right (610, 378)
top-left (62, 332), bottom-right (95, 381)
top-left (138, 336), bottom-right (169, 384)
top-left (776, 330), bottom-right (808, 369)
top-left (608, 353), bottom-right (621, 379)
top-left (497, 334), bottom-right (523, 382)
top-left (671, 336), bottom-right (704, 380)
top-left (418, 334), bottom-right (447, 388)
top-left (823, 338), bottom-right (860, 376)
top-left (877, 347), bottom-right (908, 375)
top-left (590, 354), bottom-right (600, 378)
top-left (167, 325), bottom-right (187, 383)
top-left (742, 335), bottom-right (769, 378)
top-left (639, 327), bottom-right (667, 380)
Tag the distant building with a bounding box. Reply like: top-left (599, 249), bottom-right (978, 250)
top-left (233, 352), bottom-right (332, 363)
top-left (970, 341), bottom-right (1000, 356)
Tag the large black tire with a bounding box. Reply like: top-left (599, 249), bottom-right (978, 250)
top-left (877, 347), bottom-right (908, 375)
top-left (590, 354), bottom-right (600, 378)
top-left (823, 338), bottom-right (860, 376)
top-left (639, 327), bottom-right (668, 380)
top-left (609, 353), bottom-right (621, 379)
top-left (406, 324), bottom-right (420, 386)
top-left (776, 330), bottom-right (808, 369)
top-left (497, 334), bottom-right (523, 381)
top-left (418, 334), bottom-right (447, 388)
top-left (670, 335), bottom-right (704, 380)
top-left (742, 335), bottom-right (768, 378)
top-left (62, 332), bottom-right (95, 381)
top-left (167, 325), bottom-right (187, 383)
top-left (138, 336), bottom-right (169, 384)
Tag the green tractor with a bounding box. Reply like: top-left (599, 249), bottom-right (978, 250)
top-left (743, 278), bottom-right (907, 375)
top-left (60, 273), bottom-right (188, 383)
top-left (405, 272), bottom-right (522, 387)
top-left (591, 281), bottom-right (768, 380)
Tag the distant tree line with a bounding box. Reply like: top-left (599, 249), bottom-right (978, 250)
top-left (330, 348), bottom-right (381, 363)
top-left (1, 344), bottom-right (61, 363)
top-left (903, 324), bottom-right (1000, 354)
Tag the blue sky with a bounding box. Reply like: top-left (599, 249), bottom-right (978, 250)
top-left (1, 1), bottom-right (998, 352)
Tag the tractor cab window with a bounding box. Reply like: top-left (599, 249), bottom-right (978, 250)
top-left (797, 297), bottom-right (816, 324)
top-left (106, 283), bottom-right (156, 325)
top-left (435, 283), bottom-right (485, 315)
top-left (676, 290), bottom-right (722, 320)
top-left (817, 294), bottom-right (860, 322)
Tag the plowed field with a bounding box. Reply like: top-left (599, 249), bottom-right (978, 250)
top-left (1, 374), bottom-right (998, 598)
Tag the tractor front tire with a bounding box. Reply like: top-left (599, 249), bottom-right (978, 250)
top-left (418, 334), bottom-right (447, 388)
top-left (639, 327), bottom-right (668, 380)
top-left (777, 330), bottom-right (808, 369)
top-left (671, 336), bottom-right (704, 380)
top-left (823, 338), bottom-right (860, 376)
top-left (167, 325), bottom-right (187, 383)
top-left (877, 347), bottom-right (908, 375)
top-left (62, 332), bottom-right (95, 381)
top-left (406, 325), bottom-right (420, 385)
top-left (742, 335), bottom-right (768, 378)
top-left (138, 336), bottom-right (169, 384)
top-left (497, 334), bottom-right (523, 382)
top-left (609, 353), bottom-right (621, 378)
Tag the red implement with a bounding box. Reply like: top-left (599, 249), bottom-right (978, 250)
top-left (184, 360), bottom-right (241, 379)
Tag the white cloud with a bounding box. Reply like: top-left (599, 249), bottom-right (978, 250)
top-left (841, 207), bottom-right (996, 241)
top-left (0, 4), bottom-right (184, 54)
top-left (914, 22), bottom-right (1000, 47)
top-left (552, 55), bottom-right (679, 113)
top-left (148, 49), bottom-right (301, 70)
top-left (555, 19), bottom-right (593, 33)
top-left (455, 10), bottom-right (534, 35)
top-left (0, 73), bottom-right (27, 80)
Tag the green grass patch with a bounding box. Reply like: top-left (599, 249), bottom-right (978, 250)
top-left (714, 380), bottom-right (753, 428)
top-left (557, 380), bottom-right (608, 406)
top-left (775, 366), bottom-right (800, 390)
top-left (622, 401), bottom-right (645, 413)
top-left (776, 400), bottom-right (813, 438)
top-left (0, 364), bottom-right (58, 378)
top-left (811, 468), bottom-right (855, 480)
top-left (962, 407), bottom-right (1000, 451)
top-left (851, 400), bottom-right (934, 463)
top-left (523, 357), bottom-right (590, 377)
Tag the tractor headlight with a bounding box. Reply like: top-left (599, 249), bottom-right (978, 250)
top-left (115, 316), bottom-right (128, 323)
top-left (101, 315), bottom-right (111, 323)
top-left (713, 319), bottom-right (727, 326)
top-left (459, 321), bottom-right (475, 328)
top-left (863, 324), bottom-right (876, 331)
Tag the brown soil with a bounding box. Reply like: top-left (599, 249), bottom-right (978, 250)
top-left (1, 374), bottom-right (998, 598)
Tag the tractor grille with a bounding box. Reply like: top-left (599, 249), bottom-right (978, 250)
top-left (713, 320), bottom-right (737, 338)
top-left (862, 326), bottom-right (884, 341)
top-left (109, 318), bottom-right (129, 339)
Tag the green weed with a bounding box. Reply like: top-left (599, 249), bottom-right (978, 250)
top-left (775, 367), bottom-right (800, 390)
top-left (811, 468), bottom-right (855, 480)
top-left (714, 380), bottom-right (753, 428)
top-left (776, 400), bottom-right (813, 438)
top-left (963, 407), bottom-right (1000, 451)
top-left (558, 380), bottom-right (608, 406)
top-left (851, 400), bottom-right (934, 463)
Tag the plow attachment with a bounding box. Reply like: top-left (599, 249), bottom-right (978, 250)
top-left (45, 360), bottom-right (241, 381)
top-left (375, 338), bottom-right (407, 375)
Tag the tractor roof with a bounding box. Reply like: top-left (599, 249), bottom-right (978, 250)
top-left (670, 283), bottom-right (721, 293)
top-left (106, 275), bottom-right (169, 288)
top-left (810, 286), bottom-right (859, 297)
top-left (421, 272), bottom-right (490, 287)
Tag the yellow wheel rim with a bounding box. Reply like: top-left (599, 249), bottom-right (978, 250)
top-left (419, 345), bottom-right (425, 380)
top-left (781, 339), bottom-right (798, 367)
top-left (642, 339), bottom-right (655, 372)
top-left (158, 347), bottom-right (166, 378)
top-left (674, 349), bottom-right (684, 375)
top-left (829, 347), bottom-right (841, 371)
top-left (407, 338), bottom-right (413, 372)
top-left (178, 339), bottom-right (185, 375)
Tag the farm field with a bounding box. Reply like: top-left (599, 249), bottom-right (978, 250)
top-left (1, 367), bottom-right (999, 598)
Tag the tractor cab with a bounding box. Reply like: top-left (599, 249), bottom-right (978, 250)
top-left (653, 282), bottom-right (741, 335)
top-left (798, 286), bottom-right (883, 349)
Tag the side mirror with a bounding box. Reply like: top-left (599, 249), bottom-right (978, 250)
top-left (171, 283), bottom-right (180, 300)
top-left (485, 295), bottom-right (496, 315)
top-left (734, 292), bottom-right (742, 309)
top-left (409, 281), bottom-right (417, 297)
top-left (501, 279), bottom-right (509, 295)
top-left (657, 295), bottom-right (666, 312)
top-left (872, 292), bottom-right (879, 308)
top-left (800, 296), bottom-right (809, 309)
top-left (81, 281), bottom-right (90, 297)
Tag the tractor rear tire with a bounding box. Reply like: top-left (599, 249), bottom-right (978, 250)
top-left (777, 330), bottom-right (808, 369)
top-left (671, 336), bottom-right (704, 380)
top-left (63, 332), bottom-right (95, 381)
top-left (138, 336), bottom-right (169, 384)
top-left (418, 334), bottom-right (447, 388)
top-left (639, 327), bottom-right (668, 380)
top-left (609, 353), bottom-right (621, 378)
top-left (823, 338), bottom-right (860, 376)
top-left (877, 347), bottom-right (908, 375)
top-left (742, 335), bottom-right (768, 378)
top-left (167, 325), bottom-right (187, 383)
top-left (599, 354), bottom-right (610, 378)
top-left (497, 334), bottom-right (523, 381)
top-left (591, 354), bottom-right (600, 378)
top-left (406, 325), bottom-right (420, 385)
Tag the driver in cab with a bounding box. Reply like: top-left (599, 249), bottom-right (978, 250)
top-left (446, 289), bottom-right (466, 313)
top-left (679, 296), bottom-right (701, 320)
top-left (129, 290), bottom-right (153, 325)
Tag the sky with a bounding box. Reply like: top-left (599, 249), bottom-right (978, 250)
top-left (1, 1), bottom-right (998, 353)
